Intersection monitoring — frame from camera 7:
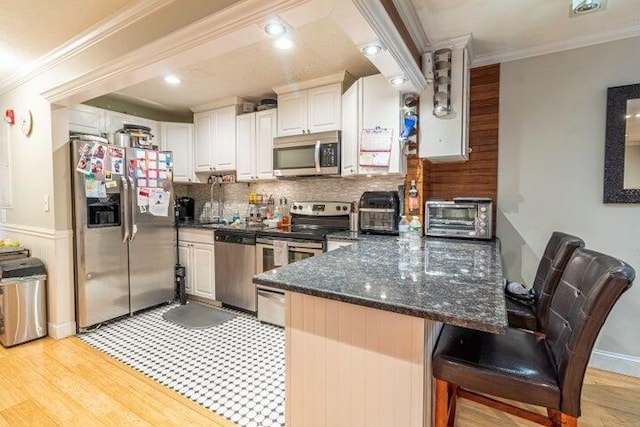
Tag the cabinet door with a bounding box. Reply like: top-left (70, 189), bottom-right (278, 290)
top-left (161, 122), bottom-right (193, 182)
top-left (255, 109), bottom-right (277, 180)
top-left (361, 74), bottom-right (402, 174)
top-left (68, 104), bottom-right (104, 135)
top-left (341, 81), bottom-right (360, 177)
top-left (277, 91), bottom-right (307, 136)
top-left (307, 83), bottom-right (342, 133)
top-left (236, 113), bottom-right (256, 182)
top-left (213, 106), bottom-right (237, 171)
top-left (192, 243), bottom-right (215, 300)
top-left (104, 111), bottom-right (133, 132)
top-left (179, 242), bottom-right (192, 293)
top-left (194, 112), bottom-right (213, 171)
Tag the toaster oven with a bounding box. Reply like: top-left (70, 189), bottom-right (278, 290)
top-left (425, 198), bottom-right (492, 239)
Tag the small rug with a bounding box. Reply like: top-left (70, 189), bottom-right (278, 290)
top-left (162, 301), bottom-right (235, 329)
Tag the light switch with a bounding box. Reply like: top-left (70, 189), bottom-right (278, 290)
top-left (43, 195), bottom-right (50, 212)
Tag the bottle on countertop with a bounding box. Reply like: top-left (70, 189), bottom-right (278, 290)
top-left (408, 215), bottom-right (422, 250)
top-left (398, 215), bottom-right (410, 247)
top-left (408, 180), bottom-right (419, 214)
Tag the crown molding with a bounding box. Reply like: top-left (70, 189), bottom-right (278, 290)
top-left (0, 0), bottom-right (176, 96)
top-left (41, 0), bottom-right (308, 105)
top-left (391, 0), bottom-right (429, 53)
top-left (473, 22), bottom-right (640, 67)
top-left (272, 71), bottom-right (352, 95)
top-left (352, 0), bottom-right (427, 92)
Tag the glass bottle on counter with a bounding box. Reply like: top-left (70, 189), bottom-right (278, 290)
top-left (408, 180), bottom-right (419, 214)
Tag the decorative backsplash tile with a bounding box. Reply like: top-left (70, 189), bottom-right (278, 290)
top-left (175, 176), bottom-right (404, 221)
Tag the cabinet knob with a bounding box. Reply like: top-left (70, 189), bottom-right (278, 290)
top-left (307, 129), bottom-right (311, 134)
top-left (302, 129), bottom-right (306, 134)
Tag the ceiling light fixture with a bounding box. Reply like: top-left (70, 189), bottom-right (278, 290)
top-left (361, 42), bottom-right (383, 57)
top-left (274, 37), bottom-right (294, 50)
top-left (389, 76), bottom-right (406, 86)
top-left (626, 114), bottom-right (632, 119)
top-left (635, 113), bottom-right (640, 118)
top-left (264, 22), bottom-right (287, 37)
top-left (164, 75), bottom-right (181, 85)
top-left (570, 0), bottom-right (607, 16)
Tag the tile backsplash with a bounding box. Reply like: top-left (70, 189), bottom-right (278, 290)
top-left (175, 176), bottom-right (404, 221)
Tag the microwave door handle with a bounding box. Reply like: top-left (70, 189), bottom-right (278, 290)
top-left (121, 176), bottom-right (130, 243)
top-left (314, 140), bottom-right (321, 172)
top-left (127, 176), bottom-right (138, 241)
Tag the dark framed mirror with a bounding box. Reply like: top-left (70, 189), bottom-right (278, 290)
top-left (604, 83), bottom-right (640, 203)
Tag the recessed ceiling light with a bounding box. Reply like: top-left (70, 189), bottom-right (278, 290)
top-left (274, 37), bottom-right (294, 50)
top-left (164, 75), bottom-right (181, 84)
top-left (570, 0), bottom-right (607, 16)
top-left (265, 22), bottom-right (287, 37)
top-left (361, 43), bottom-right (383, 56)
top-left (635, 113), bottom-right (640, 118)
top-left (389, 76), bottom-right (406, 86)
top-left (626, 114), bottom-right (632, 119)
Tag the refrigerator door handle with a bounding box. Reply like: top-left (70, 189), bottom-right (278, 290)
top-left (127, 176), bottom-right (138, 241)
top-left (121, 176), bottom-right (130, 242)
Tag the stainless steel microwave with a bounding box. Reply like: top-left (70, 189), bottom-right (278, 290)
top-left (425, 198), bottom-right (493, 240)
top-left (273, 130), bottom-right (340, 177)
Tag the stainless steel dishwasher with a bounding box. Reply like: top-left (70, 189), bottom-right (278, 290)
top-left (214, 229), bottom-right (257, 312)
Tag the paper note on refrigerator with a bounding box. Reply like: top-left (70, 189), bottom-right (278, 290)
top-left (273, 241), bottom-right (289, 266)
top-left (149, 190), bottom-right (170, 217)
top-left (137, 188), bottom-right (149, 206)
top-left (85, 178), bottom-right (107, 198)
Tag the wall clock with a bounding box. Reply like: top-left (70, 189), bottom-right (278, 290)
top-left (18, 109), bottom-right (32, 136)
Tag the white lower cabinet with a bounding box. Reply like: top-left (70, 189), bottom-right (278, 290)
top-left (179, 237), bottom-right (216, 301)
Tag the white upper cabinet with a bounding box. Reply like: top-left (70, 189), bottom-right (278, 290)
top-left (340, 81), bottom-right (360, 177)
top-left (341, 74), bottom-right (404, 176)
top-left (194, 112), bottom-right (213, 171)
top-left (236, 113), bottom-right (256, 182)
top-left (160, 122), bottom-right (193, 183)
top-left (277, 83), bottom-right (341, 136)
top-left (193, 105), bottom-right (238, 173)
top-left (68, 104), bottom-right (104, 135)
top-left (255, 109), bottom-right (277, 180)
top-left (307, 84), bottom-right (342, 133)
top-left (419, 44), bottom-right (470, 162)
top-left (213, 105), bottom-right (237, 171)
top-left (236, 109), bottom-right (277, 182)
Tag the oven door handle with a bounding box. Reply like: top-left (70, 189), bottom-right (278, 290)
top-left (314, 140), bottom-right (321, 172)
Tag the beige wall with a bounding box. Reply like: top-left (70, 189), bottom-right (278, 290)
top-left (499, 36), bottom-right (640, 360)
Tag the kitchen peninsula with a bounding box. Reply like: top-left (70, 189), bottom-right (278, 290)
top-left (254, 236), bottom-right (506, 427)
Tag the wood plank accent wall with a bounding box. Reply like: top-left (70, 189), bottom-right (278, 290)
top-left (404, 64), bottom-right (500, 235)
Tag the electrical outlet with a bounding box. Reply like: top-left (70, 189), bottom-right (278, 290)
top-left (43, 195), bottom-right (50, 212)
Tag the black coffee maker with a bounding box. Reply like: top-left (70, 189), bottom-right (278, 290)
top-left (177, 197), bottom-right (195, 222)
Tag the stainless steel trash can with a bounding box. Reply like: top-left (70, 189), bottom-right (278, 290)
top-left (0, 257), bottom-right (47, 347)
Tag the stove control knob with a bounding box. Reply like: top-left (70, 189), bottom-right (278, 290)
top-left (480, 207), bottom-right (487, 213)
top-left (336, 206), bottom-right (341, 211)
top-left (480, 214), bottom-right (487, 220)
top-left (298, 205), bottom-right (303, 211)
top-left (292, 205), bottom-right (298, 210)
top-left (342, 205), bottom-right (348, 211)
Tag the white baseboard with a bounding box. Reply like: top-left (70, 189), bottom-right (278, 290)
top-left (589, 349), bottom-right (640, 378)
top-left (48, 321), bottom-right (76, 339)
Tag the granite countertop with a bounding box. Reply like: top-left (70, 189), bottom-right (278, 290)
top-left (254, 237), bottom-right (507, 334)
top-left (326, 230), bottom-right (394, 242)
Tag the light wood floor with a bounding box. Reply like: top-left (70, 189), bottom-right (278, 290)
top-left (0, 337), bottom-right (638, 426)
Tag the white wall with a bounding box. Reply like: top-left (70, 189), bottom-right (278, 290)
top-left (499, 37), bottom-right (640, 368)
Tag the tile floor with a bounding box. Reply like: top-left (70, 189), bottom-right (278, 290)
top-left (79, 303), bottom-right (285, 427)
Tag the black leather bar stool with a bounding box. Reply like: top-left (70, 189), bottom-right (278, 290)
top-left (507, 232), bottom-right (584, 332)
top-left (433, 248), bottom-right (634, 427)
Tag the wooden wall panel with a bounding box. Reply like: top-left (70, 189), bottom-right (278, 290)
top-left (423, 64), bottom-right (500, 235)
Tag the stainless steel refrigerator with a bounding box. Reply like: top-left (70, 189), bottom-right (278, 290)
top-left (70, 136), bottom-right (175, 329)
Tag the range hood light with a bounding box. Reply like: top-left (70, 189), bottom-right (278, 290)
top-left (389, 76), bottom-right (406, 86)
top-left (570, 0), bottom-right (607, 16)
